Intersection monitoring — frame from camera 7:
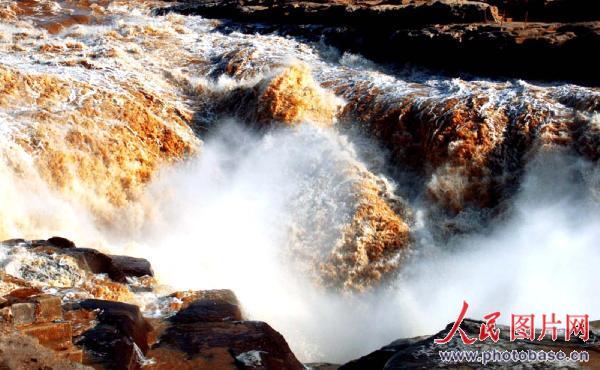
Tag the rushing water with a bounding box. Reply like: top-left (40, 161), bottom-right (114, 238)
top-left (0, 0), bottom-right (599, 363)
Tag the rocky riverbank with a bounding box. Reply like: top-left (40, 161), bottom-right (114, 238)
top-left (341, 319), bottom-right (600, 369)
top-left (2, 237), bottom-right (599, 369)
top-left (0, 237), bottom-right (304, 369)
top-left (155, 0), bottom-right (600, 85)
top-left (1, 0), bottom-right (599, 368)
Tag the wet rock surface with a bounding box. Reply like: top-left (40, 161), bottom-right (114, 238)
top-left (147, 288), bottom-right (304, 369)
top-left (73, 300), bottom-right (153, 370)
top-left (0, 288), bottom-right (86, 366)
top-left (340, 319), bottom-right (600, 369)
top-left (151, 321), bottom-right (304, 369)
top-left (156, 0), bottom-right (600, 84)
top-left (7, 237), bottom-right (154, 283)
top-left (170, 296), bottom-right (243, 323)
top-left (0, 237), bottom-right (304, 369)
top-left (0, 1), bottom-right (598, 368)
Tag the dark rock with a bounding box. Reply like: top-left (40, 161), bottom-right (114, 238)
top-left (152, 321), bottom-right (304, 370)
top-left (155, 0), bottom-right (600, 85)
top-left (148, 290), bottom-right (303, 369)
top-left (46, 245), bottom-right (153, 283)
top-left (169, 289), bottom-right (240, 310)
top-left (13, 236), bottom-right (76, 249)
top-left (340, 319), bottom-right (600, 369)
top-left (30, 239), bottom-right (54, 247)
top-left (283, 21), bottom-right (600, 85)
top-left (66, 248), bottom-right (154, 282)
top-left (383, 22), bottom-right (600, 85)
top-left (46, 236), bottom-right (76, 249)
top-left (306, 363), bottom-right (340, 370)
top-left (78, 299), bottom-right (152, 352)
top-left (1, 237), bottom-right (153, 282)
top-left (108, 255), bottom-right (154, 279)
top-left (67, 248), bottom-right (128, 283)
top-left (155, 0), bottom-right (500, 28)
top-left (170, 291), bottom-right (243, 323)
top-left (74, 299), bottom-right (153, 370)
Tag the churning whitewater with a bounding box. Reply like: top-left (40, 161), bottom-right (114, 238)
top-left (0, 0), bottom-right (599, 364)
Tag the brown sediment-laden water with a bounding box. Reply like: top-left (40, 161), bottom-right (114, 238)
top-left (0, 0), bottom-right (598, 363)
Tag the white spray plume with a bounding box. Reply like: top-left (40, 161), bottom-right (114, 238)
top-left (384, 150), bottom-right (600, 346)
top-left (127, 124), bottom-right (600, 362)
top-left (1, 120), bottom-right (599, 363)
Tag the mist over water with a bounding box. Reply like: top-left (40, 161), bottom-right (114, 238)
top-left (0, 0), bottom-right (599, 364)
top-left (394, 151), bottom-right (600, 335)
top-left (1, 113), bottom-right (599, 363)
top-left (125, 121), bottom-right (404, 361)
top-left (121, 124), bottom-right (600, 362)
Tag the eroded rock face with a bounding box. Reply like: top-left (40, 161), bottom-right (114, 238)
top-left (0, 237), bottom-right (305, 370)
top-left (151, 321), bottom-right (304, 370)
top-left (0, 329), bottom-right (90, 369)
top-left (150, 294), bottom-right (304, 370)
top-left (74, 299), bottom-right (153, 370)
top-left (158, 0), bottom-right (600, 85)
top-left (0, 288), bottom-right (86, 365)
top-left (156, 0), bottom-right (501, 27)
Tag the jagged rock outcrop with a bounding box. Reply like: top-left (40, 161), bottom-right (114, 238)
top-left (149, 293), bottom-right (304, 370)
top-left (72, 300), bottom-right (153, 370)
top-left (341, 319), bottom-right (600, 369)
top-left (0, 237), bottom-right (304, 370)
top-left (1, 238), bottom-right (154, 284)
